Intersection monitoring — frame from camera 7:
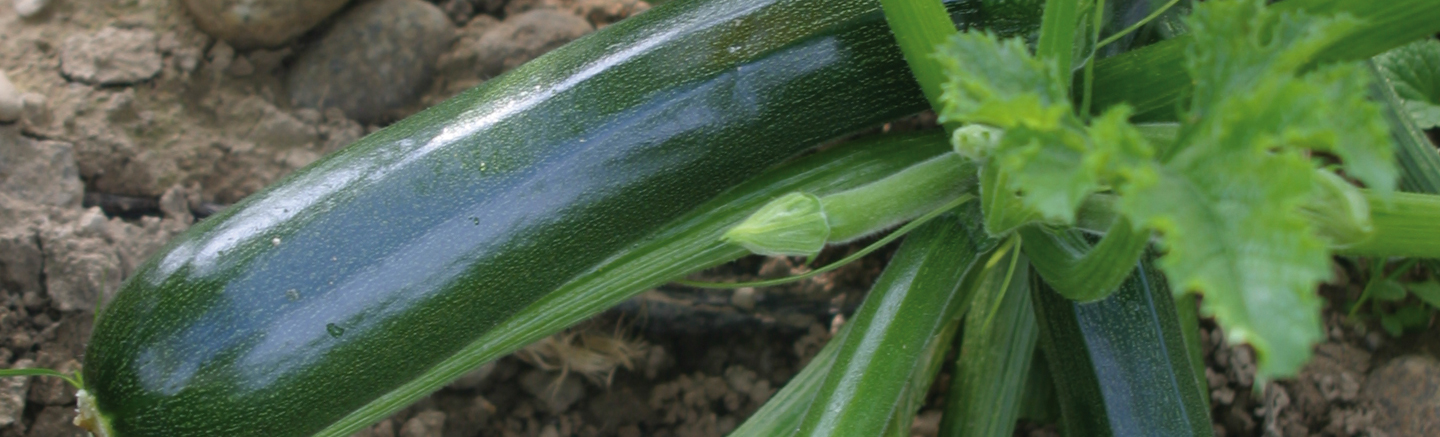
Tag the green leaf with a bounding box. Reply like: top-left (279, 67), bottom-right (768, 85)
top-left (939, 0), bottom-right (1399, 381)
top-left (1380, 312), bottom-right (1405, 336)
top-left (937, 32), bottom-right (1152, 226)
top-left (1408, 281), bottom-right (1440, 308)
top-left (1377, 39), bottom-right (1440, 128)
top-left (1370, 279), bottom-right (1409, 302)
top-left (1395, 304), bottom-right (1431, 328)
top-left (1114, 0), bottom-right (1396, 380)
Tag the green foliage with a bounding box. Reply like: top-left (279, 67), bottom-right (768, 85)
top-left (1376, 39), bottom-right (1440, 128)
top-left (936, 0), bottom-right (1398, 379)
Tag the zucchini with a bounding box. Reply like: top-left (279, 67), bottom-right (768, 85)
top-left (79, 0), bottom-right (1036, 436)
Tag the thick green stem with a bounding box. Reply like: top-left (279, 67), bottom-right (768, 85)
top-left (1037, 0), bottom-right (1083, 82)
top-left (1343, 191), bottom-right (1440, 258)
top-left (1091, 0), bottom-right (1440, 118)
top-left (1072, 190), bottom-right (1440, 259)
top-left (823, 153), bottom-right (975, 242)
top-left (798, 209), bottom-right (993, 437)
top-left (1030, 257), bottom-right (1214, 437)
top-left (1021, 217), bottom-right (1149, 302)
top-left (879, 0), bottom-right (959, 121)
top-left (939, 253), bottom-right (1037, 437)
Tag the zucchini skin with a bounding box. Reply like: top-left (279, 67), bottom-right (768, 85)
top-left (82, 0), bottom-right (1021, 435)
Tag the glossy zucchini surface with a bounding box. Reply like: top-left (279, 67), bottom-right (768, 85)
top-left (81, 0), bottom-right (1028, 435)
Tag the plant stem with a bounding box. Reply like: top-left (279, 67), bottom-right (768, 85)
top-left (878, 0), bottom-right (960, 122)
top-left (1342, 191), bottom-right (1440, 258)
top-left (1090, 0), bottom-right (1440, 118)
top-left (823, 153), bottom-right (975, 242)
top-left (1021, 217), bottom-right (1149, 302)
top-left (1037, 0), bottom-right (1083, 81)
top-left (939, 252), bottom-right (1037, 437)
top-left (1072, 190), bottom-right (1440, 260)
top-left (797, 210), bottom-right (992, 437)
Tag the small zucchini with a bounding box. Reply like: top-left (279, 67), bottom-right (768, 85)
top-left (78, 0), bottom-right (1038, 436)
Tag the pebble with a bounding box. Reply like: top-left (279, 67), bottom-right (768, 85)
top-left (0, 127), bottom-right (84, 207)
top-left (181, 0), bottom-right (351, 49)
top-left (0, 359), bottom-right (32, 427)
top-left (519, 370), bottom-right (585, 413)
top-left (0, 71), bottom-right (20, 122)
top-left (287, 0), bottom-right (454, 123)
top-left (398, 411), bottom-right (446, 437)
top-left (1362, 355), bottom-right (1440, 436)
top-left (60, 27), bottom-right (163, 85)
top-left (13, 0), bottom-right (47, 18)
top-left (469, 9), bottom-right (593, 78)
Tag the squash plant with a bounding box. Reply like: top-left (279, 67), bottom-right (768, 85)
top-left (5, 0), bottom-right (1440, 435)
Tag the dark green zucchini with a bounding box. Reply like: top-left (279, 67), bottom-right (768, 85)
top-left (79, 0), bottom-right (1037, 435)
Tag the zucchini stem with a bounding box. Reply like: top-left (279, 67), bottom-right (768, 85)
top-left (678, 193), bottom-right (975, 289)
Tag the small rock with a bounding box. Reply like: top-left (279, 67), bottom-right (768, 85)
top-left (207, 40), bottom-right (236, 74)
top-left (731, 287), bottom-right (757, 311)
top-left (1363, 355), bottom-right (1440, 436)
top-left (0, 359), bottom-right (33, 427)
top-left (448, 361), bottom-right (497, 390)
top-left (182, 0), bottom-right (352, 49)
top-left (287, 0), bottom-right (454, 123)
top-left (60, 27), bottom-right (163, 85)
top-left (27, 405), bottom-right (86, 437)
top-left (0, 194), bottom-right (44, 294)
top-left (159, 185), bottom-right (195, 225)
top-left (27, 359), bottom-right (78, 406)
top-left (13, 0), bottom-right (47, 18)
top-left (520, 370), bottom-right (586, 413)
top-left (42, 223), bottom-right (124, 312)
top-left (0, 127), bottom-right (84, 207)
top-left (450, 9), bottom-right (592, 79)
top-left (436, 0), bottom-right (474, 24)
top-left (21, 92), bottom-right (48, 126)
top-left (504, 0), bottom-right (649, 27)
top-left (398, 410), bottom-right (445, 437)
top-left (0, 71), bottom-right (20, 123)
top-left (351, 419), bottom-right (396, 437)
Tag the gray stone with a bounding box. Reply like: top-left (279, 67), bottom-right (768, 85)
top-left (288, 0), bottom-right (454, 123)
top-left (520, 370), bottom-right (585, 413)
top-left (1362, 355), bottom-right (1440, 436)
top-left (60, 27), bottom-right (163, 85)
top-left (398, 411), bottom-right (445, 437)
top-left (42, 217), bottom-right (124, 312)
top-left (0, 359), bottom-right (33, 427)
top-left (448, 361), bottom-right (497, 390)
top-left (0, 193), bottom-right (44, 294)
top-left (13, 0), bottom-right (48, 18)
top-left (160, 185), bottom-right (195, 225)
top-left (182, 0), bottom-right (352, 49)
top-left (21, 92), bottom-right (49, 126)
top-left (0, 70), bottom-right (20, 123)
top-left (444, 9), bottom-right (591, 80)
top-left (349, 420), bottom-right (396, 437)
top-left (0, 126), bottom-right (84, 208)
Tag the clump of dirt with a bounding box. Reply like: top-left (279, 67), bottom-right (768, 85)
top-left (1202, 260), bottom-right (1440, 437)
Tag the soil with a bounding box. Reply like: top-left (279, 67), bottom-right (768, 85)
top-left (1, 1), bottom-right (1439, 436)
